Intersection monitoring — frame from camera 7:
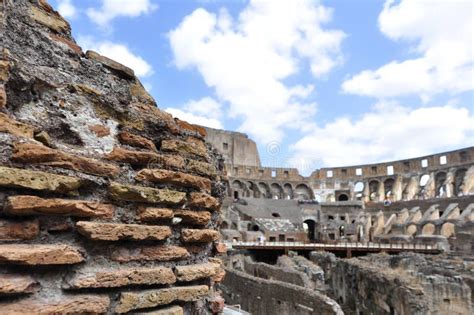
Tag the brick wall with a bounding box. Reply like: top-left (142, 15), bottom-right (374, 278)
top-left (0, 0), bottom-right (226, 313)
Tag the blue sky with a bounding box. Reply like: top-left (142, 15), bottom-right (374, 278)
top-left (51, 0), bottom-right (474, 174)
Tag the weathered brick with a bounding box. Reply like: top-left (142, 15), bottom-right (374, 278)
top-left (76, 221), bottom-right (171, 241)
top-left (0, 275), bottom-right (38, 295)
top-left (33, 131), bottom-right (53, 147)
top-left (12, 142), bottom-right (119, 177)
top-left (6, 195), bottom-right (114, 218)
top-left (0, 84), bottom-right (6, 108)
top-left (140, 305), bottom-right (184, 315)
top-left (215, 242), bottom-right (228, 254)
top-left (49, 33), bottom-right (82, 55)
top-left (186, 159), bottom-right (218, 178)
top-left (137, 207), bottom-right (174, 222)
top-left (181, 229), bottom-right (219, 243)
top-left (88, 124), bottom-right (110, 137)
top-left (175, 262), bottom-right (220, 282)
top-left (0, 166), bottom-right (81, 193)
top-left (175, 119), bottom-right (207, 137)
top-left (118, 131), bottom-right (157, 151)
top-left (136, 169), bottom-right (211, 192)
top-left (109, 182), bottom-right (186, 205)
top-left (107, 147), bottom-right (185, 169)
top-left (188, 192), bottom-right (220, 211)
top-left (65, 267), bottom-right (176, 289)
top-left (0, 219), bottom-right (39, 241)
top-left (111, 245), bottom-right (189, 262)
top-left (29, 6), bottom-right (70, 33)
top-left (0, 60), bottom-right (9, 82)
top-left (174, 209), bottom-right (211, 226)
top-left (116, 285), bottom-right (209, 313)
top-left (86, 50), bottom-right (135, 79)
top-left (0, 113), bottom-right (35, 138)
top-left (0, 244), bottom-right (84, 265)
top-left (212, 268), bottom-right (226, 283)
top-left (0, 295), bottom-right (109, 314)
top-left (161, 139), bottom-right (208, 159)
top-left (209, 295), bottom-right (225, 313)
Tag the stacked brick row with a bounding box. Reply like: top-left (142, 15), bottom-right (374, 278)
top-left (0, 0), bottom-right (227, 313)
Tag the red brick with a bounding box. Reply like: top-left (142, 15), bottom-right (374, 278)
top-left (111, 245), bottom-right (189, 262)
top-left (76, 221), bottom-right (171, 241)
top-left (107, 147), bottom-right (185, 169)
top-left (0, 274), bottom-right (38, 295)
top-left (0, 244), bottom-right (84, 265)
top-left (6, 195), bottom-right (114, 218)
top-left (0, 219), bottom-right (39, 241)
top-left (181, 229), bottom-right (219, 243)
top-left (188, 192), bottom-right (221, 211)
top-left (118, 131), bottom-right (157, 151)
top-left (0, 295), bottom-right (109, 313)
top-left (136, 169), bottom-right (211, 192)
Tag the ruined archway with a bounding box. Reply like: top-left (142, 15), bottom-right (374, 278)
top-left (384, 178), bottom-right (395, 198)
top-left (440, 222), bottom-right (455, 238)
top-left (435, 172), bottom-right (447, 197)
top-left (303, 219), bottom-right (316, 241)
top-left (283, 183), bottom-right (293, 199)
top-left (258, 182), bottom-right (271, 199)
top-left (270, 183), bottom-right (284, 199)
top-left (421, 223), bottom-right (435, 235)
top-left (454, 168), bottom-right (467, 196)
top-left (294, 183), bottom-right (314, 200)
top-left (338, 194), bottom-right (349, 201)
top-left (369, 180), bottom-right (379, 201)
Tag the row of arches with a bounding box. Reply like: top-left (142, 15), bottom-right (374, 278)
top-left (231, 180), bottom-right (314, 200)
top-left (351, 167), bottom-right (468, 201)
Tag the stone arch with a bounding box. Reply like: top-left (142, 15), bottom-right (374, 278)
top-left (440, 222), bottom-right (455, 238)
top-left (294, 183), bottom-right (314, 200)
top-left (406, 224), bottom-right (417, 236)
top-left (258, 182), bottom-right (271, 199)
top-left (303, 219), bottom-right (316, 241)
top-left (421, 223), bottom-right (435, 235)
top-left (369, 180), bottom-right (379, 201)
top-left (454, 168), bottom-right (467, 196)
top-left (270, 183), bottom-right (284, 199)
top-left (435, 172), bottom-right (447, 197)
top-left (283, 183), bottom-right (293, 199)
top-left (232, 180), bottom-right (245, 199)
top-left (384, 178), bottom-right (395, 198)
top-left (338, 193), bottom-right (349, 201)
top-left (247, 181), bottom-right (261, 198)
top-left (221, 221), bottom-right (230, 229)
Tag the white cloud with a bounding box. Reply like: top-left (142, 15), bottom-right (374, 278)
top-left (78, 36), bottom-right (153, 77)
top-left (289, 103), bottom-right (474, 174)
top-left (166, 97), bottom-right (224, 129)
top-left (342, 0), bottom-right (473, 99)
top-left (168, 0), bottom-right (345, 143)
top-left (57, 0), bottom-right (77, 19)
top-left (87, 0), bottom-right (157, 26)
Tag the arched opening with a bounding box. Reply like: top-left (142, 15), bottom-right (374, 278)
top-left (295, 183), bottom-right (314, 200)
top-left (221, 221), bottom-right (229, 229)
top-left (440, 222), bottom-right (455, 238)
top-left (384, 178), bottom-right (395, 198)
top-left (454, 169), bottom-right (467, 196)
top-left (271, 183), bottom-right (283, 200)
top-left (421, 223), bottom-right (435, 235)
top-left (338, 194), bottom-right (349, 201)
top-left (283, 183), bottom-right (293, 199)
top-left (258, 182), bottom-right (271, 199)
top-left (232, 180), bottom-right (245, 200)
top-left (272, 212), bottom-right (281, 218)
top-left (369, 180), bottom-right (379, 201)
top-left (435, 172), bottom-right (447, 197)
top-left (339, 225), bottom-right (345, 237)
top-left (251, 225), bottom-right (260, 232)
top-left (303, 219), bottom-right (316, 241)
top-left (328, 215), bottom-right (334, 221)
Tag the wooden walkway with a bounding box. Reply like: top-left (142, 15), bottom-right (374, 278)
top-left (228, 241), bottom-right (442, 256)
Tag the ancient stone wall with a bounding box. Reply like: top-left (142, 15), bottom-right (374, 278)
top-left (0, 0), bottom-right (226, 313)
top-left (310, 252), bottom-right (473, 314)
top-left (220, 268), bottom-right (342, 315)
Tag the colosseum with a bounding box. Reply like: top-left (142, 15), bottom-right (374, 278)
top-left (0, 1), bottom-right (472, 314)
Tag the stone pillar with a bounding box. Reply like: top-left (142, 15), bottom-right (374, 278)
top-left (377, 181), bottom-right (385, 202)
top-left (461, 165), bottom-right (474, 195)
top-left (392, 176), bottom-right (403, 201)
top-left (444, 170), bottom-right (455, 198)
top-left (403, 176), bottom-right (419, 201)
top-left (363, 181), bottom-right (370, 203)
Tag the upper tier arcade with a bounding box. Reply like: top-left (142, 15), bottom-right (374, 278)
top-left (204, 128), bottom-right (474, 203)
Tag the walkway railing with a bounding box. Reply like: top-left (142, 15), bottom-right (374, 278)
top-left (227, 241), bottom-right (441, 253)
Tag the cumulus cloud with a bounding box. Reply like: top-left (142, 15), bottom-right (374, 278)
top-left (342, 0), bottom-right (473, 99)
top-left (87, 0), bottom-right (157, 26)
top-left (166, 97), bottom-right (224, 129)
top-left (288, 102), bottom-right (474, 174)
top-left (168, 0), bottom-right (345, 143)
top-left (78, 36), bottom-right (153, 77)
top-left (57, 0), bottom-right (77, 19)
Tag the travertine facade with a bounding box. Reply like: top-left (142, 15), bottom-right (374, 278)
top-left (0, 0), bottom-right (225, 313)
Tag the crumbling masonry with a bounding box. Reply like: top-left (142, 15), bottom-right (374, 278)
top-left (0, 0), bottom-right (226, 313)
